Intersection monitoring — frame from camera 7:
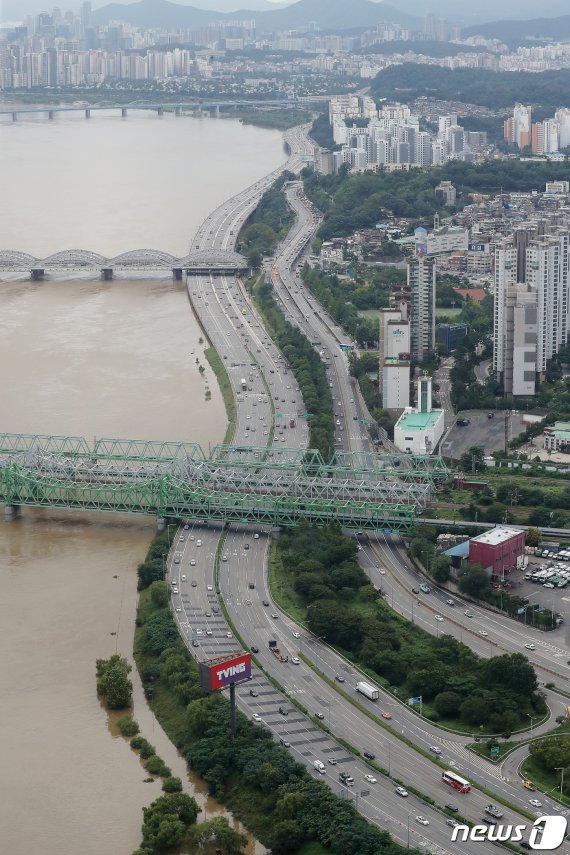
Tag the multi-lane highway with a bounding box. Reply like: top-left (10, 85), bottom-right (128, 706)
top-left (163, 123), bottom-right (570, 853)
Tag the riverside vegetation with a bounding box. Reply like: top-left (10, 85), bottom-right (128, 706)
top-left (131, 532), bottom-right (423, 855)
top-left (272, 522), bottom-right (545, 734)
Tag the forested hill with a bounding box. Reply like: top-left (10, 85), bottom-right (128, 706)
top-left (371, 64), bottom-right (570, 114)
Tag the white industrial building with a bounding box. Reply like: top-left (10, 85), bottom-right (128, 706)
top-left (394, 375), bottom-right (445, 455)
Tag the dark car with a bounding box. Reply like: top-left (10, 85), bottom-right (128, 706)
top-left (363, 751), bottom-right (375, 760)
top-left (279, 706), bottom-right (289, 716)
top-left (446, 804), bottom-right (459, 812)
top-left (412, 587), bottom-right (420, 594)
top-left (335, 675), bottom-right (345, 683)
top-left (262, 600), bottom-right (270, 607)
top-left (520, 843), bottom-right (531, 851)
top-left (251, 646), bottom-right (259, 654)
top-left (249, 689), bottom-right (258, 697)
top-left (248, 582), bottom-right (255, 589)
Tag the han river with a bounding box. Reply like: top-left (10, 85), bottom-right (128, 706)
top-left (0, 108), bottom-right (287, 855)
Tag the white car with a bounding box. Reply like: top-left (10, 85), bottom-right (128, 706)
top-left (525, 643), bottom-right (536, 651)
top-left (364, 774), bottom-right (377, 784)
top-left (415, 816), bottom-right (429, 826)
top-left (207, 585), bottom-right (213, 591)
top-left (292, 631), bottom-right (300, 638)
top-left (179, 535), bottom-right (185, 542)
top-left (190, 559), bottom-right (196, 566)
top-left (430, 745), bottom-right (442, 754)
top-left (175, 607), bottom-right (182, 613)
top-left (395, 786), bottom-right (408, 797)
top-left (529, 799), bottom-right (542, 808)
top-left (435, 615), bottom-right (444, 622)
top-left (479, 630), bottom-right (489, 637)
top-left (227, 631), bottom-right (233, 638)
top-left (291, 657), bottom-right (300, 664)
top-left (252, 713), bottom-right (262, 722)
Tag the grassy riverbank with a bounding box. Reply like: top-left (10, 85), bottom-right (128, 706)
top-left (204, 346), bottom-right (236, 445)
top-left (132, 535), bottom-right (422, 855)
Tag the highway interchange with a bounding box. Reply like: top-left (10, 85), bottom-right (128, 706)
top-left (166, 125), bottom-right (570, 854)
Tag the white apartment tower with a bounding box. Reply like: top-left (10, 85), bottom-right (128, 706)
top-left (526, 231), bottom-right (570, 373)
top-left (504, 103), bottom-right (532, 148)
top-left (379, 309), bottom-right (410, 409)
top-left (494, 229), bottom-right (570, 396)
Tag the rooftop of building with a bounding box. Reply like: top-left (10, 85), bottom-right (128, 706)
top-left (545, 421), bottom-right (570, 439)
top-left (453, 287), bottom-right (486, 301)
top-left (395, 409), bottom-right (443, 431)
top-left (470, 526), bottom-right (524, 546)
top-left (444, 541), bottom-right (471, 559)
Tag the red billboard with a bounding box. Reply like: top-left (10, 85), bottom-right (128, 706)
top-left (199, 652), bottom-right (252, 692)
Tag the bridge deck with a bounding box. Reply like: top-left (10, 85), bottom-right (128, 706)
top-left (0, 433), bottom-right (447, 532)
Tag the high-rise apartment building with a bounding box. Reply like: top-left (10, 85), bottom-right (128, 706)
top-left (494, 228), bottom-right (570, 395)
top-left (555, 108), bottom-right (570, 149)
top-left (532, 119), bottom-right (560, 155)
top-left (407, 256), bottom-right (436, 362)
top-left (379, 309), bottom-right (410, 409)
top-left (504, 103), bottom-right (532, 149)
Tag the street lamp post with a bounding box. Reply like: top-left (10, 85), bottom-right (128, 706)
top-left (435, 616), bottom-right (440, 638)
top-left (527, 713), bottom-right (536, 740)
top-left (555, 767), bottom-right (565, 798)
top-left (407, 813), bottom-right (411, 849)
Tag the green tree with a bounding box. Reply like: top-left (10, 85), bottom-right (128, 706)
top-left (162, 777), bottom-right (182, 793)
top-left (190, 816), bottom-right (247, 854)
top-left (432, 554), bottom-right (451, 583)
top-left (149, 580), bottom-right (170, 609)
top-left (269, 819), bottom-right (307, 854)
top-left (526, 527), bottom-right (542, 547)
top-left (140, 610), bottom-right (180, 657)
top-left (96, 654), bottom-right (133, 710)
top-left (458, 563), bottom-right (491, 599)
top-left (460, 446), bottom-right (486, 474)
top-left (434, 691), bottom-right (462, 717)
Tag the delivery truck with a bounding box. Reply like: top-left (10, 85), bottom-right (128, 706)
top-left (356, 681), bottom-right (379, 701)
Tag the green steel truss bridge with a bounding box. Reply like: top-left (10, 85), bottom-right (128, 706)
top-left (0, 433), bottom-right (448, 532)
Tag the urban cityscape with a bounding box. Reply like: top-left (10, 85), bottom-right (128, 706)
top-left (3, 1), bottom-right (570, 855)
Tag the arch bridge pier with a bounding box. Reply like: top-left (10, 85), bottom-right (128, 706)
top-left (0, 249), bottom-right (251, 280)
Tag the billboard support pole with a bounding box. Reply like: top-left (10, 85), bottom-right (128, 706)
top-left (230, 683), bottom-right (237, 737)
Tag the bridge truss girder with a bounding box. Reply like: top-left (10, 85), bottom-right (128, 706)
top-left (0, 433), bottom-right (444, 532)
top-left (0, 466), bottom-right (416, 532)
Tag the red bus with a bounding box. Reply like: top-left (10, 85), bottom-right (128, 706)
top-left (442, 770), bottom-right (471, 793)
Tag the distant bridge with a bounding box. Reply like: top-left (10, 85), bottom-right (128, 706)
top-left (0, 98), bottom-right (326, 121)
top-left (0, 248), bottom-right (249, 280)
top-left (0, 433), bottom-right (448, 531)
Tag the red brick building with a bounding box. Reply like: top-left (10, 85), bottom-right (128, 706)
top-left (469, 527), bottom-right (525, 576)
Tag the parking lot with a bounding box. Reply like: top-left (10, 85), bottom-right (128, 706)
top-left (505, 553), bottom-right (570, 644)
top-left (441, 410), bottom-right (527, 460)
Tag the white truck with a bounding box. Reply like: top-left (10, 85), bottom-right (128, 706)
top-left (313, 760), bottom-right (325, 774)
top-left (356, 681), bottom-right (379, 701)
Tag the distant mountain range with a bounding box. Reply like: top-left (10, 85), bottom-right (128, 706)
top-left (90, 0), bottom-right (420, 31)
top-left (462, 14), bottom-right (570, 42)
top-left (395, 0), bottom-right (570, 26)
